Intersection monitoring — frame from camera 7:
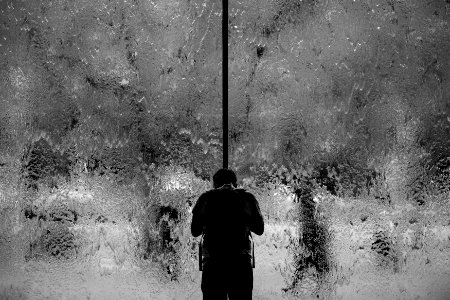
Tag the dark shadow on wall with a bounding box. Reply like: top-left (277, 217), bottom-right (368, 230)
top-left (20, 139), bottom-right (72, 191)
top-left (282, 185), bottom-right (331, 297)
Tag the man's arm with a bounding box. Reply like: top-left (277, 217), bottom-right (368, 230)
top-left (191, 194), bottom-right (206, 237)
top-left (245, 193), bottom-right (264, 236)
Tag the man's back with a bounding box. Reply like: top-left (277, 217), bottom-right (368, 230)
top-left (199, 187), bottom-right (254, 259)
top-left (191, 169), bottom-right (264, 300)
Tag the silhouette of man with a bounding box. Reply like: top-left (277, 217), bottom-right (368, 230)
top-left (191, 169), bottom-right (264, 300)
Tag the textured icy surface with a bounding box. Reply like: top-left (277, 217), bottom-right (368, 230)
top-left (1, 0), bottom-right (450, 299)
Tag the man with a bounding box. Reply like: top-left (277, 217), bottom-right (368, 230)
top-left (191, 169), bottom-right (264, 300)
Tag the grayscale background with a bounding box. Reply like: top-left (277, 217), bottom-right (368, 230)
top-left (0, 0), bottom-right (449, 299)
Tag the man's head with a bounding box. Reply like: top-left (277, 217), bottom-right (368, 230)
top-left (212, 168), bottom-right (237, 189)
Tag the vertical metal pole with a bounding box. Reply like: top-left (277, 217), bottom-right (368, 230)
top-left (222, 0), bottom-right (228, 169)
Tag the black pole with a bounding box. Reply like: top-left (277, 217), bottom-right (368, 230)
top-left (222, 0), bottom-right (228, 169)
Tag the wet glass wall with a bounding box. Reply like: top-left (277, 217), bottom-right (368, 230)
top-left (0, 0), bottom-right (222, 298)
top-left (229, 0), bottom-right (450, 299)
top-left (1, 0), bottom-right (450, 299)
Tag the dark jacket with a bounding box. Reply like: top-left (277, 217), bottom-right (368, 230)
top-left (191, 185), bottom-right (264, 262)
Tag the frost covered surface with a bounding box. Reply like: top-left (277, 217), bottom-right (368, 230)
top-left (230, 0), bottom-right (450, 298)
top-left (0, 0), bottom-right (223, 298)
top-left (1, 0), bottom-right (450, 299)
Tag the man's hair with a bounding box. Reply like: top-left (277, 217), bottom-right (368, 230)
top-left (213, 168), bottom-right (237, 188)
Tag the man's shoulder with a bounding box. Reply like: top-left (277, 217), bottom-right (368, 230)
top-left (198, 189), bottom-right (216, 199)
top-left (200, 188), bottom-right (256, 199)
top-left (198, 188), bottom-right (229, 199)
top-left (233, 188), bottom-right (257, 200)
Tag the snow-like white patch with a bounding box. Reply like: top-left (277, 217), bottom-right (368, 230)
top-left (119, 78), bottom-right (129, 86)
top-left (430, 226), bottom-right (450, 243)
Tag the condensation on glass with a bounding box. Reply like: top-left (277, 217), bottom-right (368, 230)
top-left (0, 0), bottom-right (450, 299)
top-left (0, 0), bottom-right (221, 298)
top-left (228, 0), bottom-right (450, 299)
